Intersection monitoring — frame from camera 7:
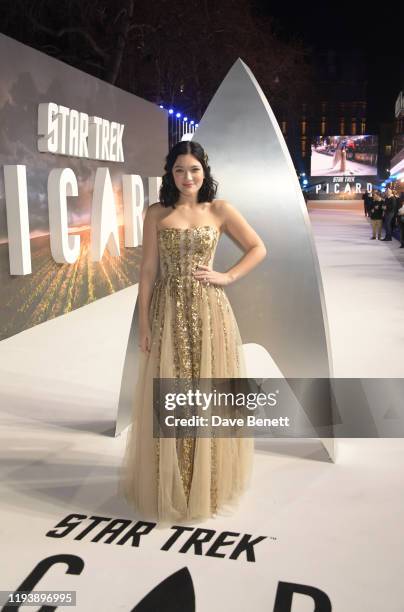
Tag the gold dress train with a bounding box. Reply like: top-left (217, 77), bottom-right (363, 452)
top-left (119, 225), bottom-right (254, 523)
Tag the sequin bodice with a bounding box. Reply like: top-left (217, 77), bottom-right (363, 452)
top-left (157, 226), bottom-right (220, 279)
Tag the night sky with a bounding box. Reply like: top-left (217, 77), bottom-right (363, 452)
top-left (253, 1), bottom-right (403, 129)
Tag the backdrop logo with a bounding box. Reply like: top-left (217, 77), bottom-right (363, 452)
top-left (37, 102), bottom-right (125, 161)
top-left (315, 178), bottom-right (373, 195)
top-left (3, 103), bottom-right (151, 272)
top-left (0, 32), bottom-right (166, 340)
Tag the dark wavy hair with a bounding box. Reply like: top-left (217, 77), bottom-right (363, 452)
top-left (159, 140), bottom-right (218, 208)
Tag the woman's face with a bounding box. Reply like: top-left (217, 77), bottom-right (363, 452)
top-left (172, 154), bottom-right (204, 196)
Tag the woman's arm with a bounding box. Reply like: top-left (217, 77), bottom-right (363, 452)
top-left (219, 200), bottom-right (267, 283)
top-left (138, 203), bottom-right (160, 329)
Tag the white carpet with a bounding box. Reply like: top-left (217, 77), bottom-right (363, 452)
top-left (0, 201), bottom-right (403, 611)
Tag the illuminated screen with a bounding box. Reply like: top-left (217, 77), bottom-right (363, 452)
top-left (390, 135), bottom-right (404, 177)
top-left (311, 135), bottom-right (378, 177)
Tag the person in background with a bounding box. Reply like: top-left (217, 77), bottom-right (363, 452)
top-left (368, 191), bottom-right (384, 240)
top-left (392, 188), bottom-right (401, 232)
top-left (363, 189), bottom-right (372, 217)
top-left (381, 187), bottom-right (396, 241)
top-left (330, 138), bottom-right (347, 170)
top-left (397, 199), bottom-right (404, 248)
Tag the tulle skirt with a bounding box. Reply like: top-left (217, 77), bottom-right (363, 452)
top-left (118, 277), bottom-right (254, 524)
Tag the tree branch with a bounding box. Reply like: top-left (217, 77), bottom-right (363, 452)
top-left (28, 9), bottom-right (108, 59)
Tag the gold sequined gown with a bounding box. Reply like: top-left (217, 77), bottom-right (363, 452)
top-left (119, 225), bottom-right (254, 523)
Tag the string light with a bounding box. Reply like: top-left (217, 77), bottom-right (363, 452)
top-left (158, 103), bottom-right (199, 144)
top-left (159, 104), bottom-right (197, 124)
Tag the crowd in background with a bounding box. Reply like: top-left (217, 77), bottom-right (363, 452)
top-left (363, 187), bottom-right (404, 247)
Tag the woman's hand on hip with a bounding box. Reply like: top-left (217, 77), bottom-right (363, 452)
top-left (193, 264), bottom-right (231, 286)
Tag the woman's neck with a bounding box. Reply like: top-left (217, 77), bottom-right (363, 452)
top-left (175, 197), bottom-right (199, 208)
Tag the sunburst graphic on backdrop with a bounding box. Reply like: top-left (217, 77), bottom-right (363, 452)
top-left (0, 226), bottom-right (141, 341)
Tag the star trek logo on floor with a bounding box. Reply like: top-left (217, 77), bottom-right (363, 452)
top-left (45, 513), bottom-right (267, 563)
top-left (3, 514), bottom-right (333, 611)
top-left (6, 557), bottom-right (333, 612)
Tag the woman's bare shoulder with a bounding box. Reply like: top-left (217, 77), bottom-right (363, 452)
top-left (212, 198), bottom-right (233, 210)
top-left (211, 199), bottom-right (234, 232)
top-left (146, 202), bottom-right (166, 221)
top-left (148, 201), bottom-right (165, 213)
top-left (211, 198), bottom-right (235, 218)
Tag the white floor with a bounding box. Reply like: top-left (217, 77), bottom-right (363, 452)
top-left (0, 201), bottom-right (403, 611)
top-left (309, 200), bottom-right (404, 377)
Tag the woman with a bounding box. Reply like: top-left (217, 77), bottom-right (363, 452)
top-left (381, 187), bottom-right (396, 241)
top-left (330, 138), bottom-right (347, 171)
top-left (368, 191), bottom-right (383, 240)
top-left (119, 140), bottom-right (267, 524)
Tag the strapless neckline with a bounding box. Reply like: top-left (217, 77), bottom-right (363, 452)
top-left (157, 225), bottom-right (220, 234)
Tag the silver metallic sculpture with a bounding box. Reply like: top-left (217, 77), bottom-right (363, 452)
top-left (117, 58), bottom-right (335, 462)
